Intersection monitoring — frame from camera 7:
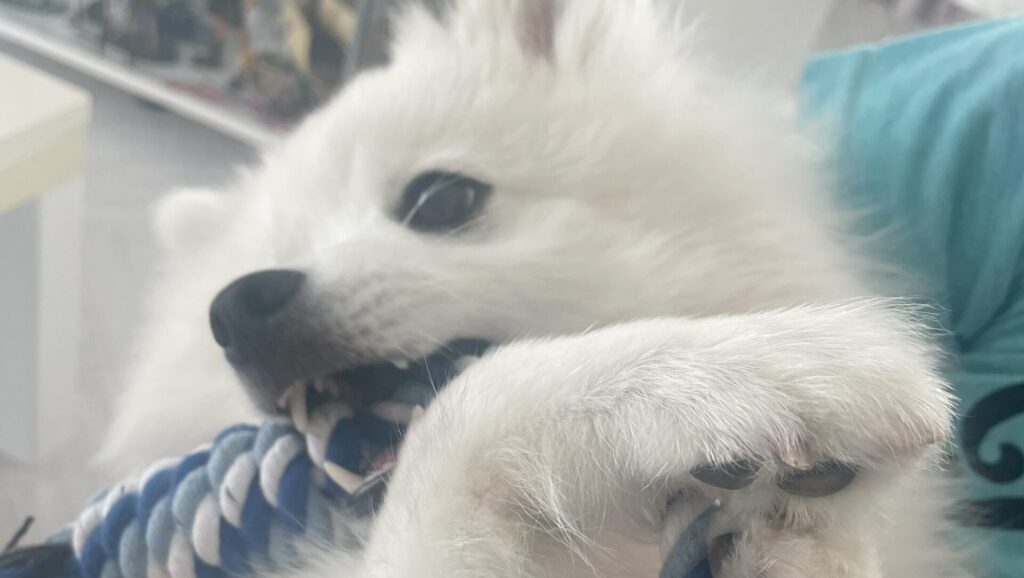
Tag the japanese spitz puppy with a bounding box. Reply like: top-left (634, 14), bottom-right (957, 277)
top-left (100, 1), bottom-right (965, 576)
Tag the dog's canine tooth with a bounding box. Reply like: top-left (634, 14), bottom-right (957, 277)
top-left (373, 401), bottom-right (417, 425)
top-left (323, 462), bottom-right (366, 494)
top-left (277, 382), bottom-right (303, 409)
top-left (390, 358), bottom-right (410, 370)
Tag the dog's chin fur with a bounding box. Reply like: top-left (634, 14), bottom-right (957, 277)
top-left (97, 1), bottom-right (967, 576)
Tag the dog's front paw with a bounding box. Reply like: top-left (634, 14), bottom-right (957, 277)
top-left (674, 457), bottom-right (878, 577)
top-left (679, 395), bottom-right (947, 577)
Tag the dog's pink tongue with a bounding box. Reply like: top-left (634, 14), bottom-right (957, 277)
top-left (371, 445), bottom-right (400, 473)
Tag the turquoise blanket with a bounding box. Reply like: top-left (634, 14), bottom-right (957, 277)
top-left (801, 16), bottom-right (1024, 578)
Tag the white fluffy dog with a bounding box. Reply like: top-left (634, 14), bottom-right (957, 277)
top-left (99, 1), bottom-right (966, 576)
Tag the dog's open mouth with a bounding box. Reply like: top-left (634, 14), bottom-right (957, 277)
top-left (267, 338), bottom-right (492, 513)
top-left (274, 338), bottom-right (493, 420)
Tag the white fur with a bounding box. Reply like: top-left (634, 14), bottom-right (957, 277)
top-left (99, 1), bottom-right (967, 575)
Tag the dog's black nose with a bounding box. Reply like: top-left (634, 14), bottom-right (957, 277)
top-left (209, 269), bottom-right (306, 365)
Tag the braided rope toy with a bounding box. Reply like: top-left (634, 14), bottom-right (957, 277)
top-left (4, 343), bottom-right (716, 578)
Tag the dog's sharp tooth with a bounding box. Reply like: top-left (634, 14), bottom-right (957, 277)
top-left (312, 379), bottom-right (326, 393)
top-left (277, 382), bottom-right (301, 409)
top-left (390, 358), bottom-right (410, 370)
top-left (372, 401), bottom-right (417, 425)
top-left (323, 462), bottom-right (366, 494)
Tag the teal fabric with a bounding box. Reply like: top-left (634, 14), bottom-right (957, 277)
top-left (801, 17), bottom-right (1024, 578)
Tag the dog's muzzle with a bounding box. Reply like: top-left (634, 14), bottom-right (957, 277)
top-left (209, 268), bottom-right (491, 413)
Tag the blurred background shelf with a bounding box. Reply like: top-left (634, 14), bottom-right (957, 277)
top-left (0, 0), bottom-right (398, 149)
top-left (0, 4), bottom-right (285, 147)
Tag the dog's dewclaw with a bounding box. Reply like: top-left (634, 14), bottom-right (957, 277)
top-left (776, 461), bottom-right (857, 497)
top-left (691, 460), bottom-right (760, 490)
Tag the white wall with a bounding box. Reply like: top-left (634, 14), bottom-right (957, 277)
top-left (678, 0), bottom-right (836, 88)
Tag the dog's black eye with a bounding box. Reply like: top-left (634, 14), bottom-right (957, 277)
top-left (397, 171), bottom-right (491, 232)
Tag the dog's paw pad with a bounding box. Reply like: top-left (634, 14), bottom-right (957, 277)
top-left (691, 460), bottom-right (761, 490)
top-left (776, 460), bottom-right (857, 497)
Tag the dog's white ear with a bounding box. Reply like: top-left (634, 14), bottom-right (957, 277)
top-left (154, 188), bottom-right (229, 250)
top-left (516, 0), bottom-right (559, 60)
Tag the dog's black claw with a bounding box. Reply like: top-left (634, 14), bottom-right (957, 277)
top-left (708, 532), bottom-right (738, 577)
top-left (691, 459), bottom-right (761, 490)
top-left (776, 460), bottom-right (857, 497)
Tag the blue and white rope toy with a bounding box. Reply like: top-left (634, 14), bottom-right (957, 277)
top-left (3, 347), bottom-right (715, 578)
top-left (64, 382), bottom-right (431, 578)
